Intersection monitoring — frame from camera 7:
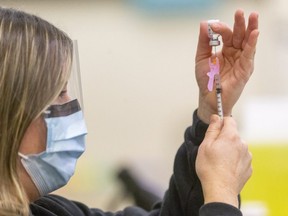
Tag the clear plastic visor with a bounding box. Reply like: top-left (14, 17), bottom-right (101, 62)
top-left (51, 40), bottom-right (84, 111)
top-left (68, 40), bottom-right (84, 109)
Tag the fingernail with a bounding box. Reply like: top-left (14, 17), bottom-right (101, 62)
top-left (211, 22), bottom-right (220, 30)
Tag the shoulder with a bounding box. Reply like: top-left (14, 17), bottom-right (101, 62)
top-left (30, 194), bottom-right (89, 216)
top-left (31, 194), bottom-right (152, 216)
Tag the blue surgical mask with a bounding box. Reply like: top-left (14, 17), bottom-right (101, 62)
top-left (19, 99), bottom-right (87, 196)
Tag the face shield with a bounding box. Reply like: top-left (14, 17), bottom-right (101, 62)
top-left (46, 40), bottom-right (84, 115)
top-left (19, 41), bottom-right (88, 195)
top-left (67, 40), bottom-right (84, 110)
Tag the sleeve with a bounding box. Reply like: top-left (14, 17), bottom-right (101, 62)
top-left (159, 110), bottom-right (242, 216)
top-left (159, 110), bottom-right (209, 216)
top-left (199, 203), bottom-right (242, 216)
top-left (31, 194), bottom-right (153, 216)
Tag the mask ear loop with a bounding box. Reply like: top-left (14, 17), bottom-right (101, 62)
top-left (18, 152), bottom-right (29, 160)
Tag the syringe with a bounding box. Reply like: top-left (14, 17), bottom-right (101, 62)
top-left (207, 20), bottom-right (223, 119)
top-left (215, 74), bottom-right (223, 119)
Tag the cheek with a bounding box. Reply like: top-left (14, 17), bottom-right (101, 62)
top-left (19, 117), bottom-right (47, 154)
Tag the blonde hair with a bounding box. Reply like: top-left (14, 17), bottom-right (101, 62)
top-left (0, 7), bottom-right (73, 215)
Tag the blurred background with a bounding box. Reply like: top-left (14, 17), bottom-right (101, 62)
top-left (1, 0), bottom-right (287, 215)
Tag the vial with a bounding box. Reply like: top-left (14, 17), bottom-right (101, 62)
top-left (208, 19), bottom-right (220, 46)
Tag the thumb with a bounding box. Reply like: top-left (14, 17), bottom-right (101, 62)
top-left (195, 21), bottom-right (212, 61)
top-left (204, 115), bottom-right (223, 143)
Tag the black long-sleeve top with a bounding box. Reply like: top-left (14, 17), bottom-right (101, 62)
top-left (30, 110), bottom-right (242, 216)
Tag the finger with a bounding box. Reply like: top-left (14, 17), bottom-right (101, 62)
top-left (242, 12), bottom-right (259, 49)
top-left (195, 21), bottom-right (213, 62)
top-left (233, 29), bottom-right (259, 82)
top-left (232, 9), bottom-right (246, 49)
top-left (210, 22), bottom-right (233, 48)
top-left (239, 29), bottom-right (259, 72)
top-left (219, 116), bottom-right (238, 138)
top-left (203, 114), bottom-right (223, 143)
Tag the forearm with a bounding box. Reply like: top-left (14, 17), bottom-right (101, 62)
top-left (160, 110), bottom-right (208, 215)
top-left (160, 110), bottom-right (242, 216)
top-left (187, 111), bottom-right (242, 214)
top-left (201, 185), bottom-right (239, 208)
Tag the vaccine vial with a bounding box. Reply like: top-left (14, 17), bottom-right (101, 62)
top-left (208, 19), bottom-right (220, 46)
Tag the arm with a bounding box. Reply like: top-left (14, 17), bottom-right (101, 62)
top-left (193, 9), bottom-right (258, 215)
top-left (196, 115), bottom-right (252, 216)
top-left (159, 110), bottom-right (246, 216)
top-left (158, 110), bottom-right (208, 216)
top-left (158, 9), bottom-right (259, 216)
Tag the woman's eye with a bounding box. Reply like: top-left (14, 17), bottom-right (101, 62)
top-left (59, 90), bottom-right (67, 98)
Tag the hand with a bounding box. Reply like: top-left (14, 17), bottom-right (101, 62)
top-left (195, 115), bottom-right (252, 208)
top-left (195, 9), bottom-right (259, 123)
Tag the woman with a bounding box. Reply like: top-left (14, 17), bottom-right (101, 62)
top-left (0, 6), bottom-right (77, 215)
top-left (0, 7), bottom-right (258, 216)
